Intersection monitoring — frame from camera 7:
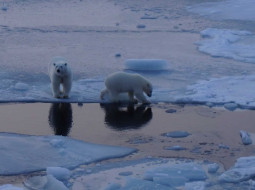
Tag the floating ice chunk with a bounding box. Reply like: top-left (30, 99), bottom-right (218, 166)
top-left (184, 181), bottom-right (205, 190)
top-left (144, 163), bottom-right (207, 187)
top-left (165, 109), bottom-right (177, 113)
top-left (153, 175), bottom-right (188, 187)
top-left (44, 175), bottom-right (69, 190)
top-left (105, 183), bottom-right (122, 190)
top-left (1, 6), bottom-right (7, 11)
top-left (24, 176), bottom-right (48, 189)
top-left (115, 53), bottom-right (121, 57)
top-left (162, 131), bottom-right (191, 138)
top-left (207, 163), bottom-right (219, 173)
top-left (218, 144), bottom-right (230, 149)
top-left (164, 145), bottom-right (187, 151)
top-left (224, 103), bottom-right (238, 111)
top-left (119, 178), bottom-right (172, 190)
top-left (240, 130), bottom-right (252, 145)
top-left (125, 59), bottom-right (168, 71)
top-left (46, 167), bottom-right (71, 181)
top-left (118, 171), bottom-right (133, 176)
top-left (136, 24), bottom-right (146, 29)
top-left (0, 133), bottom-right (136, 175)
top-left (14, 82), bottom-right (29, 91)
top-left (24, 174), bottom-right (74, 190)
top-left (0, 185), bottom-right (24, 190)
top-left (219, 156), bottom-right (255, 183)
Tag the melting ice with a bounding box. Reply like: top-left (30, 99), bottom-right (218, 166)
top-left (0, 133), bottom-right (136, 175)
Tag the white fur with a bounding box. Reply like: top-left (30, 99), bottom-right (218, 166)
top-left (48, 57), bottom-right (72, 98)
top-left (101, 72), bottom-right (152, 103)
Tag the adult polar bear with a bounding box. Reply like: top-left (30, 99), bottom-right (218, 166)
top-left (48, 57), bottom-right (72, 98)
top-left (101, 72), bottom-right (152, 104)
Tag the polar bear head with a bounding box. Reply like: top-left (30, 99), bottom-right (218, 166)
top-left (52, 62), bottom-right (69, 77)
top-left (143, 81), bottom-right (152, 97)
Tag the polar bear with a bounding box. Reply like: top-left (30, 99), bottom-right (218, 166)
top-left (48, 57), bottom-right (72, 98)
top-left (100, 72), bottom-right (152, 104)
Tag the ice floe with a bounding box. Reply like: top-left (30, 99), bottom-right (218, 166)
top-left (187, 0), bottom-right (255, 21)
top-left (196, 28), bottom-right (255, 64)
top-left (0, 133), bottom-right (136, 175)
top-left (181, 74), bottom-right (255, 108)
top-left (219, 156), bottom-right (255, 183)
top-left (162, 131), bottom-right (191, 138)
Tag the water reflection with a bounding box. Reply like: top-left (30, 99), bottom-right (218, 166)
top-left (48, 103), bottom-right (73, 136)
top-left (100, 103), bottom-right (153, 130)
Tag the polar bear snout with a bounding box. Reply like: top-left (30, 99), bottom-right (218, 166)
top-left (144, 83), bottom-right (152, 97)
top-left (147, 91), bottom-right (152, 97)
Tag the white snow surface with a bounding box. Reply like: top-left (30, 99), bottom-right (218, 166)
top-left (187, 0), bottom-right (255, 21)
top-left (180, 74), bottom-right (255, 108)
top-left (0, 133), bottom-right (136, 175)
top-left (196, 28), bottom-right (255, 64)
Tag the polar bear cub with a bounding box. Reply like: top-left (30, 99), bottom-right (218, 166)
top-left (48, 57), bottom-right (72, 98)
top-left (101, 72), bottom-right (152, 104)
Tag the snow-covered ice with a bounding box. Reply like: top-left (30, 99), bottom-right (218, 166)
top-left (0, 133), bottom-right (136, 175)
top-left (187, 0), bottom-right (255, 21)
top-left (180, 75), bottom-right (255, 108)
top-left (164, 145), bottom-right (187, 151)
top-left (219, 156), bottom-right (255, 183)
top-left (196, 28), bottom-right (255, 64)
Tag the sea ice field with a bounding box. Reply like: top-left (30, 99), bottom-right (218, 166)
top-left (0, 0), bottom-right (255, 189)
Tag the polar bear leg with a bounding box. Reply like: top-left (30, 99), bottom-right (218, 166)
top-left (52, 83), bottom-right (61, 98)
top-left (62, 79), bottom-right (72, 98)
top-left (128, 91), bottom-right (138, 104)
top-left (100, 88), bottom-right (108, 100)
top-left (109, 91), bottom-right (119, 103)
top-left (134, 91), bottom-right (150, 104)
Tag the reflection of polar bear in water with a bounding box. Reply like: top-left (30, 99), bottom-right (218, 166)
top-left (100, 72), bottom-right (152, 104)
top-left (48, 57), bottom-right (72, 98)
